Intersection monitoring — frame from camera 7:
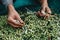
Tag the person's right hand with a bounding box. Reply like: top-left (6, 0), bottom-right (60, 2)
top-left (7, 9), bottom-right (25, 28)
top-left (36, 1), bottom-right (51, 19)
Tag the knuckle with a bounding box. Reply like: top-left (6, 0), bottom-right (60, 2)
top-left (7, 18), bottom-right (12, 21)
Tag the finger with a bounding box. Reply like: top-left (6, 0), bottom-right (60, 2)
top-left (44, 14), bottom-right (50, 19)
top-left (37, 10), bottom-right (46, 17)
top-left (40, 7), bottom-right (46, 15)
top-left (8, 22), bottom-right (21, 28)
top-left (8, 18), bottom-right (24, 26)
top-left (19, 19), bottom-right (25, 25)
top-left (14, 20), bottom-right (24, 26)
top-left (40, 6), bottom-right (45, 12)
top-left (36, 11), bottom-right (41, 16)
top-left (15, 16), bottom-right (25, 24)
top-left (46, 7), bottom-right (52, 14)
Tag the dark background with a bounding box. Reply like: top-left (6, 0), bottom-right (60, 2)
top-left (0, 0), bottom-right (60, 14)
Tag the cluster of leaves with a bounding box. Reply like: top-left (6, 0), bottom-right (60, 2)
top-left (0, 11), bottom-right (60, 40)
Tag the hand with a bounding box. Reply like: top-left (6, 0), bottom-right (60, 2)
top-left (7, 10), bottom-right (25, 28)
top-left (36, 2), bottom-right (51, 19)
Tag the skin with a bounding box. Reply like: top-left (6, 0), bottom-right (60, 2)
top-left (37, 0), bottom-right (51, 18)
top-left (7, 0), bottom-right (51, 28)
top-left (7, 5), bottom-right (25, 28)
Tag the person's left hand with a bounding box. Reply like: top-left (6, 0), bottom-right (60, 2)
top-left (7, 10), bottom-right (25, 28)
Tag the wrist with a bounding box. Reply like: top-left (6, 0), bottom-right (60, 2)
top-left (40, 0), bottom-right (48, 6)
top-left (7, 4), bottom-right (15, 12)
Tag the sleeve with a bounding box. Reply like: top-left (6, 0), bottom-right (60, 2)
top-left (2, 0), bottom-right (13, 7)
